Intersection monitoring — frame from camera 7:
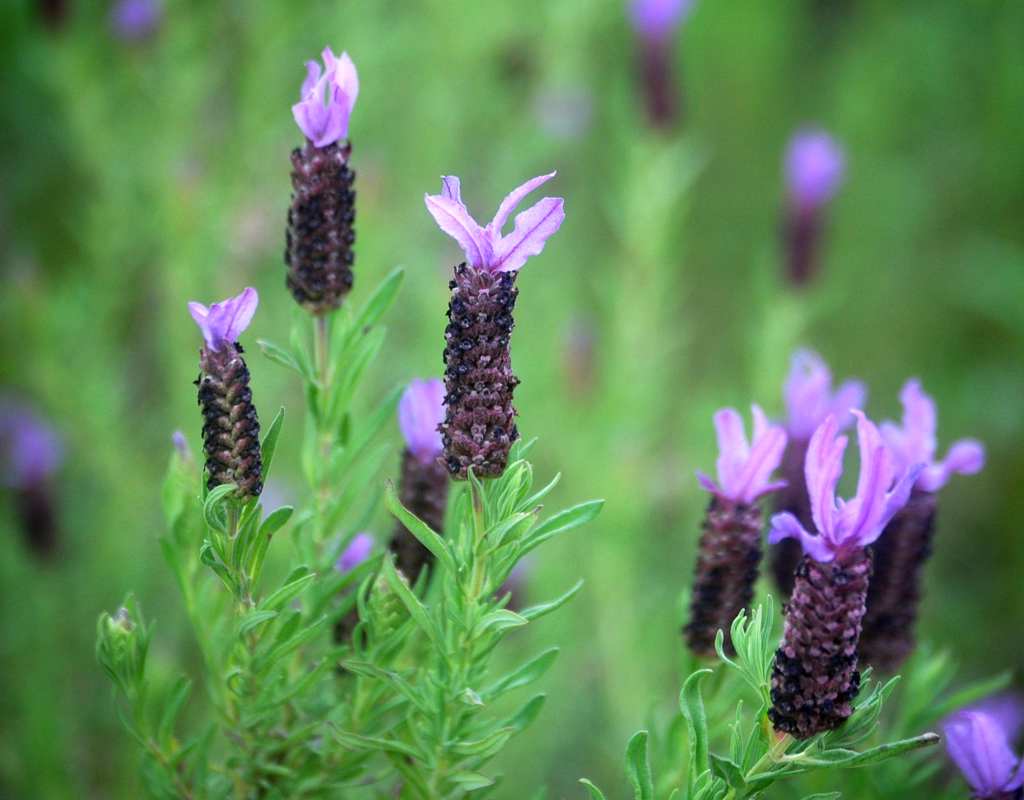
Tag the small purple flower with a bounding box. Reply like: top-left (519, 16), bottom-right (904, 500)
top-left (110, 0), bottom-right (162, 41)
top-left (424, 173), bottom-right (565, 273)
top-left (336, 532), bottom-right (374, 573)
top-left (0, 401), bottom-right (62, 488)
top-left (398, 379), bottom-right (445, 465)
top-left (769, 412), bottom-right (920, 562)
top-left (880, 379), bottom-right (984, 493)
top-left (188, 287), bottom-right (258, 352)
top-left (292, 48), bottom-right (359, 148)
top-left (696, 406), bottom-right (787, 504)
top-left (783, 349), bottom-right (866, 440)
top-left (945, 703), bottom-right (1024, 799)
top-left (171, 430), bottom-right (191, 460)
top-left (629, 0), bottom-right (695, 41)
top-left (785, 129), bottom-right (846, 212)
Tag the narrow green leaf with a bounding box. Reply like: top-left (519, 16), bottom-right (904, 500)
top-left (381, 556), bottom-right (443, 647)
top-left (519, 579), bottom-right (584, 622)
top-left (258, 505), bottom-right (293, 538)
top-left (449, 772), bottom-right (494, 791)
top-left (680, 668), bottom-right (713, 796)
top-left (257, 339), bottom-right (303, 376)
top-left (238, 609), bottom-right (278, 636)
top-left (803, 733), bottom-right (940, 768)
top-left (252, 615), bottom-right (327, 674)
top-left (332, 727), bottom-right (421, 760)
top-left (800, 793), bottom-right (842, 799)
top-left (260, 407), bottom-right (285, 482)
top-left (929, 671), bottom-right (1013, 725)
top-left (157, 677), bottom-right (191, 747)
top-left (709, 753), bottom-right (746, 789)
top-left (203, 484), bottom-right (236, 532)
top-left (354, 267), bottom-right (404, 331)
top-left (450, 727), bottom-right (515, 758)
top-left (482, 647), bottom-right (559, 701)
top-left (385, 483), bottom-right (456, 575)
top-left (625, 731), bottom-right (654, 800)
top-left (260, 567), bottom-right (315, 612)
top-left (578, 779), bottom-right (608, 800)
top-left (478, 609), bottom-right (528, 634)
top-left (521, 499), bottom-right (603, 554)
top-left (503, 693), bottom-right (546, 733)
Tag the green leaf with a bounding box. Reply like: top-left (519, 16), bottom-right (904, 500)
top-left (680, 668), bottom-right (713, 796)
top-left (625, 731), bottom-right (654, 800)
top-left (251, 615), bottom-right (327, 674)
top-left (519, 579), bottom-right (584, 622)
top-left (929, 671), bottom-right (1013, 725)
top-left (709, 753), bottom-right (745, 790)
top-left (381, 555), bottom-right (443, 647)
top-left (578, 779), bottom-right (608, 800)
top-left (503, 693), bottom-right (547, 733)
top-left (449, 772), bottom-right (494, 791)
top-left (258, 505), bottom-right (293, 539)
top-left (385, 483), bottom-right (456, 575)
top-left (203, 483), bottom-right (236, 532)
top-left (354, 267), bottom-right (404, 331)
top-left (520, 500), bottom-right (604, 554)
top-left (332, 727), bottom-right (421, 761)
top-left (806, 733), bottom-right (940, 768)
top-left (260, 407), bottom-right (285, 482)
top-left (482, 647), bottom-right (559, 701)
top-left (238, 609), bottom-right (278, 636)
top-left (157, 676), bottom-right (191, 747)
top-left (800, 793), bottom-right (841, 799)
top-left (257, 339), bottom-right (304, 377)
top-left (478, 609), bottom-right (528, 634)
top-left (260, 567), bottom-right (315, 612)
top-left (451, 727), bottom-right (515, 758)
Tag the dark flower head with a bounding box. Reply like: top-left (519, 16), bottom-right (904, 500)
top-left (629, 0), bottom-right (695, 41)
top-left (398, 379), bottom-right (445, 466)
top-left (292, 47), bottom-right (359, 148)
top-left (0, 401), bottom-right (62, 488)
top-left (783, 349), bottom-right (865, 440)
top-left (945, 699), bottom-right (1024, 799)
top-left (424, 173), bottom-right (565, 273)
top-left (336, 532), bottom-right (374, 573)
top-left (881, 379), bottom-right (984, 493)
top-left (188, 287), bottom-right (258, 352)
top-left (110, 0), bottom-right (162, 41)
top-left (785, 129), bottom-right (846, 212)
top-left (696, 405), bottom-right (787, 504)
top-left (769, 412), bottom-right (920, 562)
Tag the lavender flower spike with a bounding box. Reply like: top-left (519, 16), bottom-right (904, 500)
top-left (191, 289), bottom-right (263, 499)
top-left (786, 129), bottom-right (845, 212)
top-left (428, 174), bottom-right (565, 479)
top-left (686, 406), bottom-right (787, 657)
top-left (390, 379), bottom-right (449, 583)
top-left (292, 47), bottom-right (359, 148)
top-left (629, 0), bottom-right (694, 41)
top-left (945, 706), bottom-right (1024, 799)
top-left (881, 379), bottom-right (985, 492)
top-left (336, 532), bottom-right (374, 573)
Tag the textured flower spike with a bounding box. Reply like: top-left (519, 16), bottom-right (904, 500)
top-left (427, 174), bottom-right (565, 479)
top-left (860, 380), bottom-right (985, 671)
top-left (336, 532), bottom-right (374, 573)
top-left (285, 48), bottom-right (359, 314)
top-left (0, 400), bottom-right (63, 559)
top-left (766, 412), bottom-right (919, 739)
top-left (390, 379), bottom-right (450, 583)
top-left (771, 349), bottom-right (866, 596)
top-left (686, 406), bottom-right (787, 657)
top-left (191, 288), bottom-right (263, 499)
top-left (782, 129), bottom-right (845, 286)
top-left (945, 706), bottom-right (1024, 799)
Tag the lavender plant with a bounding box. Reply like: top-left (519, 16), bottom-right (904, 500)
top-left (96, 47), bottom-right (601, 799)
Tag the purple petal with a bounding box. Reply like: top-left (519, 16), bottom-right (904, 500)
top-left (629, 0), bottom-right (694, 40)
top-left (769, 512), bottom-right (833, 562)
top-left (110, 0), bottom-right (162, 41)
top-left (734, 408), bottom-right (788, 503)
top-left (784, 350), bottom-right (864, 439)
top-left (292, 86), bottom-right (349, 148)
top-left (713, 407), bottom-right (749, 494)
top-left (830, 379), bottom-right (867, 431)
top-left (188, 287), bottom-right (258, 351)
top-left (336, 532), bottom-right (374, 573)
top-left (944, 711), bottom-right (1019, 796)
top-left (424, 186), bottom-right (492, 268)
top-left (488, 171), bottom-right (557, 235)
top-left (695, 470), bottom-right (720, 496)
top-left (330, 51), bottom-right (359, 117)
top-left (398, 378), bottom-right (445, 464)
top-left (300, 60), bottom-right (322, 98)
top-left (804, 415), bottom-right (846, 542)
top-left (920, 438), bottom-right (985, 492)
top-left (441, 176), bottom-right (462, 202)
top-left (0, 402), bottom-right (63, 487)
top-left (785, 129), bottom-right (846, 211)
top-left (491, 197), bottom-right (565, 273)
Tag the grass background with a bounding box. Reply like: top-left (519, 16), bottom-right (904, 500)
top-left (1, 0), bottom-right (1022, 796)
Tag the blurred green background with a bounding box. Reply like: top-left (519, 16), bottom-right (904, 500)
top-left (2, 0), bottom-right (1022, 797)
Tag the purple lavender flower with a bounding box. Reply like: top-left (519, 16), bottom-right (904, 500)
top-left (785, 129), bottom-right (845, 212)
top-left (767, 412), bottom-right (919, 738)
top-left (292, 48), bottom-right (359, 149)
top-left (945, 702), bottom-right (1024, 799)
top-left (398, 379), bottom-right (445, 465)
top-left (686, 406), bottom-right (786, 656)
top-left (881, 379), bottom-right (985, 492)
top-left (336, 532), bottom-right (374, 573)
top-left (426, 174), bottom-right (564, 479)
top-left (629, 0), bottom-right (694, 41)
top-left (859, 379), bottom-right (985, 671)
top-left (110, 0), bottom-right (162, 41)
top-left (190, 289), bottom-right (263, 499)
top-left (391, 379), bottom-right (450, 583)
top-left (769, 412), bottom-right (918, 563)
top-left (783, 349), bottom-right (866, 441)
top-left (0, 402), bottom-right (62, 488)
top-left (696, 406), bottom-right (788, 505)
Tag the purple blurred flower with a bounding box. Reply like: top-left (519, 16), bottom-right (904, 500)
top-left (785, 129), bottom-right (846, 212)
top-left (769, 412), bottom-right (919, 562)
top-left (171, 430), bottom-right (191, 460)
top-left (188, 287), bottom-right (258, 352)
top-left (880, 379), bottom-right (984, 493)
top-left (697, 406), bottom-right (788, 504)
top-left (0, 401), bottom-right (62, 488)
top-left (398, 379), bottom-right (445, 465)
top-left (110, 0), bottom-right (162, 41)
top-left (424, 173), bottom-right (565, 273)
top-left (292, 48), bottom-right (359, 148)
top-left (783, 349), bottom-right (866, 440)
top-left (629, 0), bottom-right (695, 41)
top-left (945, 701), bottom-right (1024, 799)
top-left (336, 532), bottom-right (374, 573)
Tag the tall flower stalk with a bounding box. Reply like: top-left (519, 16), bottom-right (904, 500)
top-left (685, 406), bottom-right (786, 656)
top-left (425, 172), bottom-right (565, 479)
top-left (767, 412), bottom-right (918, 738)
top-left (859, 379), bottom-right (984, 671)
top-left (629, 0), bottom-right (694, 129)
